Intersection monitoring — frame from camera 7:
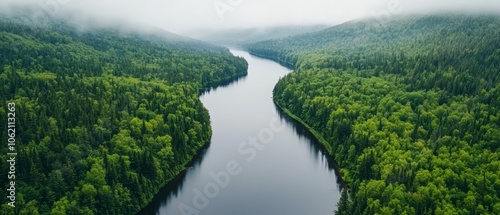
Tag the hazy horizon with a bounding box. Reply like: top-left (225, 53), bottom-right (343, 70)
top-left (1, 0), bottom-right (499, 35)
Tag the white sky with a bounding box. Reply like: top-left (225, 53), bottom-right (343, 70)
top-left (1, 0), bottom-right (500, 34)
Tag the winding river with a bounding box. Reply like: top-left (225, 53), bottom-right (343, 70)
top-left (140, 50), bottom-right (343, 215)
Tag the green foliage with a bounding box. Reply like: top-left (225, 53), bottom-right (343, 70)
top-left (0, 15), bottom-right (247, 214)
top-left (247, 15), bottom-right (500, 214)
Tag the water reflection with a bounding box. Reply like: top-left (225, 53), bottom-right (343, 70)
top-left (138, 143), bottom-right (212, 215)
top-left (274, 104), bottom-right (346, 192)
top-left (199, 75), bottom-right (248, 96)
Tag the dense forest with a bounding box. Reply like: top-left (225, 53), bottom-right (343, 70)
top-left (0, 15), bottom-right (247, 214)
top-left (246, 15), bottom-right (500, 214)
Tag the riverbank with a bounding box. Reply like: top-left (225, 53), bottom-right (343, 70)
top-left (245, 51), bottom-right (296, 70)
top-left (247, 48), bottom-right (351, 190)
top-left (273, 100), bottom-right (350, 191)
top-left (138, 69), bottom-right (248, 215)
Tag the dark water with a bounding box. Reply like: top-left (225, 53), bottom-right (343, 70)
top-left (140, 50), bottom-right (343, 215)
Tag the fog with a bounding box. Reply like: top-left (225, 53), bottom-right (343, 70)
top-left (1, 0), bottom-right (499, 34)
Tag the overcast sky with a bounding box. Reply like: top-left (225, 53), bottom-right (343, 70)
top-left (2, 0), bottom-right (500, 34)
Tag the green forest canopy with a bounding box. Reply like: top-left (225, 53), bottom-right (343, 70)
top-left (246, 14), bottom-right (500, 215)
top-left (0, 15), bottom-right (247, 214)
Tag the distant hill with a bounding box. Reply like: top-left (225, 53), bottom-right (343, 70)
top-left (246, 14), bottom-right (500, 215)
top-left (186, 25), bottom-right (328, 46)
top-left (0, 6), bottom-right (227, 52)
top-left (246, 14), bottom-right (500, 74)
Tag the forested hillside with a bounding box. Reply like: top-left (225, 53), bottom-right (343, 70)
top-left (0, 16), bottom-right (247, 214)
top-left (246, 15), bottom-right (500, 214)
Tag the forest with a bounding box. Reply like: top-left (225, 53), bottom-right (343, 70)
top-left (0, 15), bottom-right (247, 214)
top-left (246, 15), bottom-right (500, 214)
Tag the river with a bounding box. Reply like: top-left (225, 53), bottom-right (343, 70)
top-left (139, 50), bottom-right (343, 215)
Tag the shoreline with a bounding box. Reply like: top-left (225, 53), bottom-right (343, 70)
top-left (273, 92), bottom-right (351, 191)
top-left (245, 49), bottom-right (351, 190)
top-left (138, 72), bottom-right (248, 215)
top-left (246, 49), bottom-right (351, 191)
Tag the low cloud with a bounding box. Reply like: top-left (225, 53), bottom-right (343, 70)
top-left (1, 0), bottom-right (499, 34)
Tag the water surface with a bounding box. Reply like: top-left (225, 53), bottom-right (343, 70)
top-left (140, 50), bottom-right (342, 215)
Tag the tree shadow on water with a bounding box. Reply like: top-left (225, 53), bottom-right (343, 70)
top-left (274, 104), bottom-right (348, 192)
top-left (136, 141), bottom-right (212, 215)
